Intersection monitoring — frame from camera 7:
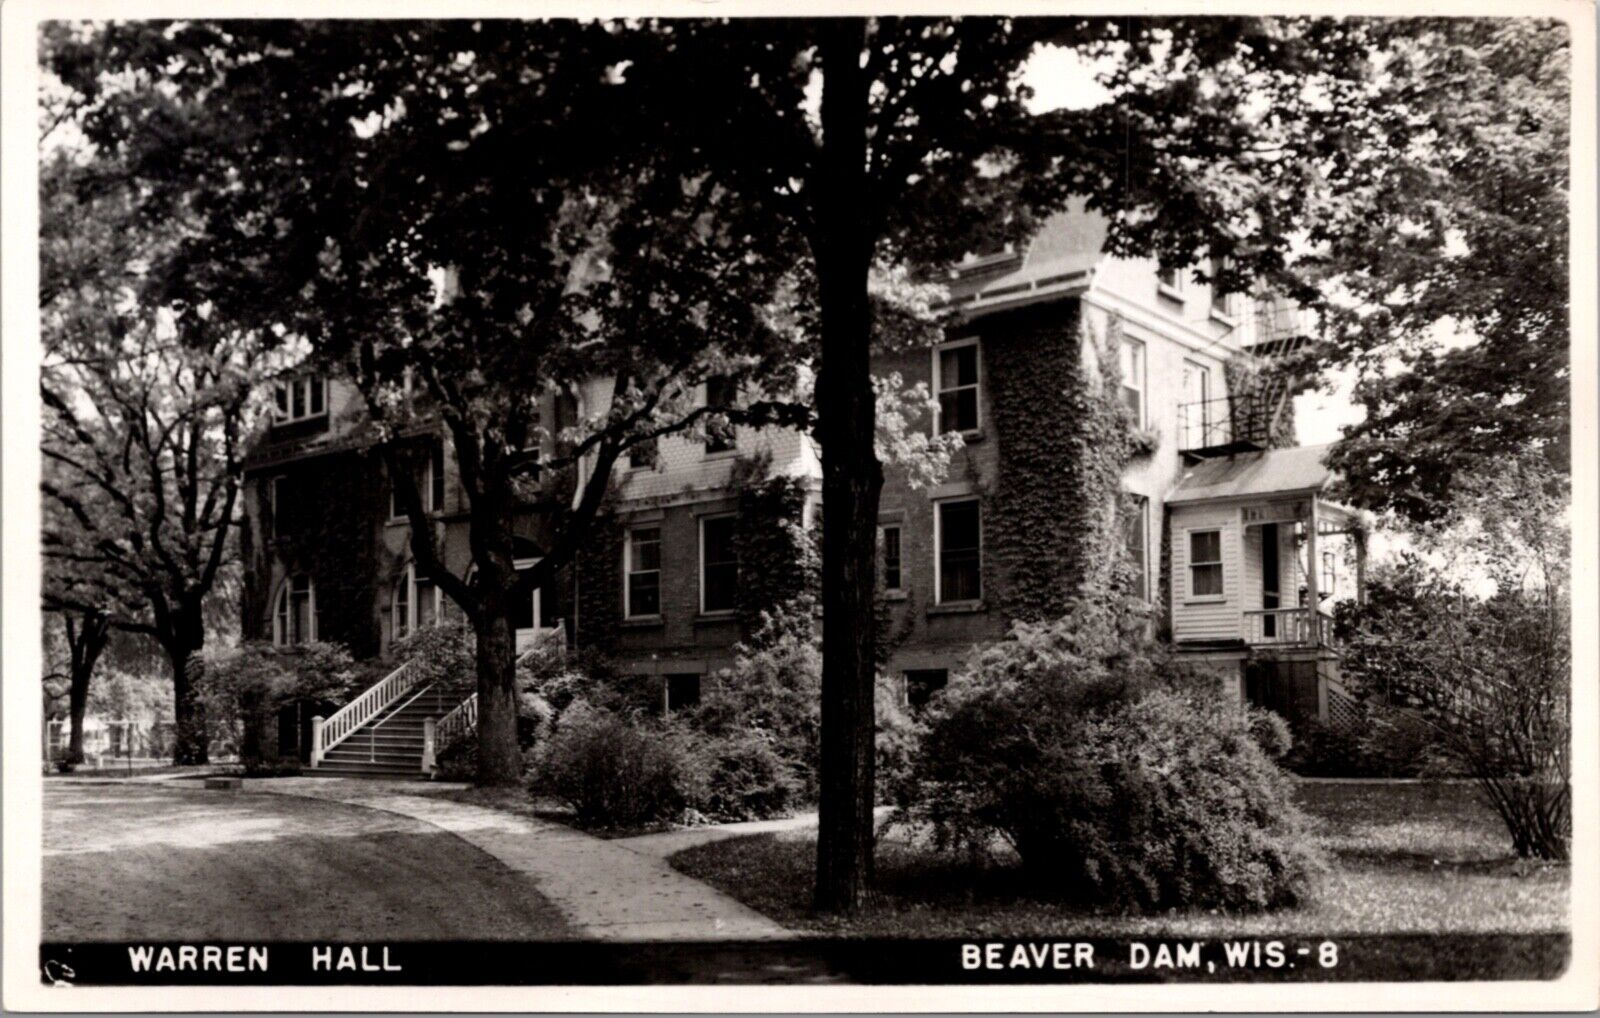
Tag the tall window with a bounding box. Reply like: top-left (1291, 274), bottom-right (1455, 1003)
top-left (625, 436), bottom-right (659, 470)
top-left (390, 445), bottom-right (444, 519)
top-left (1210, 257), bottom-right (1234, 317)
top-left (1119, 338), bottom-right (1146, 426)
top-left (1189, 530), bottom-right (1224, 598)
top-left (704, 376), bottom-right (739, 454)
top-left (700, 514), bottom-right (738, 613)
top-left (879, 524), bottom-right (904, 594)
top-left (935, 341), bottom-right (980, 434)
top-left (268, 476), bottom-right (293, 539)
top-left (936, 499), bottom-right (982, 603)
top-left (1123, 496), bottom-right (1149, 599)
top-left (273, 377), bottom-right (326, 424)
top-left (1157, 266), bottom-right (1182, 293)
top-left (273, 575), bottom-right (316, 646)
top-left (393, 563), bottom-right (441, 641)
top-left (625, 527), bottom-right (662, 618)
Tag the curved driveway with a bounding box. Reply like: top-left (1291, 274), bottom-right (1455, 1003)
top-left (43, 783), bottom-right (574, 942)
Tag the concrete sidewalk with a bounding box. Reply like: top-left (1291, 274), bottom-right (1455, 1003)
top-left (253, 778), bottom-right (792, 942)
top-left (614, 806), bottom-right (895, 859)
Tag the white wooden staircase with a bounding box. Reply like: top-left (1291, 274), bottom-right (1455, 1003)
top-left (308, 624), bottom-right (564, 779)
top-left (313, 682), bottom-right (469, 777)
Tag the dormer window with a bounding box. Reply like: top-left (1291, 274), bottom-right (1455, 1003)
top-left (273, 377), bottom-right (327, 424)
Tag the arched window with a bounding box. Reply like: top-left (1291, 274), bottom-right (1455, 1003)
top-left (273, 575), bottom-right (317, 646)
top-left (392, 562), bottom-right (442, 641)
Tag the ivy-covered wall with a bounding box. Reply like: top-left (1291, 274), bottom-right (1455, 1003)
top-left (733, 472), bottom-right (819, 638)
top-left (245, 449), bottom-right (384, 658)
top-left (983, 302), bottom-right (1135, 624)
top-left (573, 511), bottom-right (624, 655)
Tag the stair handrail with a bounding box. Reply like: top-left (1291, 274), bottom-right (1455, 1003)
top-left (434, 693), bottom-right (478, 754)
top-left (366, 681), bottom-right (436, 762)
top-left (311, 656), bottom-right (425, 767)
top-left (430, 622), bottom-right (567, 763)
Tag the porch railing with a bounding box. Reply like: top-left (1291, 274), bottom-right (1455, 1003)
top-left (310, 657), bottom-right (424, 768)
top-left (1243, 607), bottom-right (1331, 648)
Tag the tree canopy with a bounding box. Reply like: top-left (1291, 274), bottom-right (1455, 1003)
top-left (1305, 18), bottom-right (1570, 520)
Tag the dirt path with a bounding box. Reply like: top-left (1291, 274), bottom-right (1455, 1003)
top-left (43, 783), bottom-right (575, 942)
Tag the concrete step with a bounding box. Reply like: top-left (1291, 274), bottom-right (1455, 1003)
top-left (323, 745), bottom-right (424, 761)
top-left (314, 763), bottom-right (425, 778)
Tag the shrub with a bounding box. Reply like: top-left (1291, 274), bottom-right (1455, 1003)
top-left (900, 600), bottom-right (1320, 912)
top-left (688, 729), bottom-right (803, 822)
top-left (1246, 708), bottom-right (1293, 761)
top-left (693, 607), bottom-right (922, 810)
top-left (874, 674), bottom-right (922, 803)
top-left (1334, 459), bottom-right (1570, 860)
top-left (433, 732), bottom-right (477, 782)
top-left (198, 641), bottom-right (360, 773)
top-left (529, 702), bottom-right (704, 829)
top-left (693, 610), bottom-right (822, 795)
top-left (390, 623), bottom-right (476, 694)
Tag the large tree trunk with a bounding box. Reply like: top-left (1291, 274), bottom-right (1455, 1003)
top-left (166, 606), bottom-right (209, 765)
top-left (812, 17), bottom-right (883, 915)
top-left (474, 607), bottom-right (523, 786)
top-left (66, 669), bottom-right (90, 766)
top-left (63, 612), bottom-right (110, 767)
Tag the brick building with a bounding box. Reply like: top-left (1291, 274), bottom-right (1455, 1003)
top-left (241, 204), bottom-right (1363, 773)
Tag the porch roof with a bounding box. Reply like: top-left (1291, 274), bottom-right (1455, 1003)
top-left (1168, 444), bottom-right (1336, 505)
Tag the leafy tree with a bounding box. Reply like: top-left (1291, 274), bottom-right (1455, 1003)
top-left (38, 132), bottom-right (267, 763)
top-left (198, 641), bottom-right (360, 774)
top-left (48, 21), bottom-right (806, 784)
top-left (1339, 455), bottom-right (1570, 859)
top-left (622, 16), bottom-right (1378, 910)
top-left (1306, 19), bottom-right (1570, 520)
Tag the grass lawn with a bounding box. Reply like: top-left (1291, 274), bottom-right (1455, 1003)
top-left (669, 781), bottom-right (1568, 945)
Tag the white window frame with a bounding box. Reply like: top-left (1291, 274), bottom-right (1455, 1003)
top-left (1125, 496), bottom-right (1150, 600)
top-left (1119, 337), bottom-right (1146, 428)
top-left (1186, 528), bottom-right (1225, 602)
top-left (1209, 257), bottom-right (1236, 323)
top-left (1157, 266), bottom-right (1184, 301)
top-left (392, 561), bottom-right (443, 641)
top-left (879, 523), bottom-right (905, 595)
top-left (272, 575), bottom-right (317, 646)
top-left (932, 337), bottom-right (982, 436)
top-left (623, 526), bottom-right (663, 619)
top-left (933, 497), bottom-right (983, 605)
top-left (702, 377), bottom-right (740, 457)
top-left (698, 513), bottom-right (738, 615)
top-left (623, 433), bottom-right (658, 472)
top-left (389, 451), bottom-right (440, 521)
top-left (272, 376), bottom-right (327, 425)
top-left (512, 556), bottom-right (544, 646)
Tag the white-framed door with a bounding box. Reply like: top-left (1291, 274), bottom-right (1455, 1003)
top-left (512, 557), bottom-right (543, 653)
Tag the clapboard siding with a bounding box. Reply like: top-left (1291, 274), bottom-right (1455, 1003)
top-left (1171, 503), bottom-right (1243, 642)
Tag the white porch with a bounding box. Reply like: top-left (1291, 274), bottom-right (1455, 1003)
top-left (1167, 445), bottom-right (1367, 651)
